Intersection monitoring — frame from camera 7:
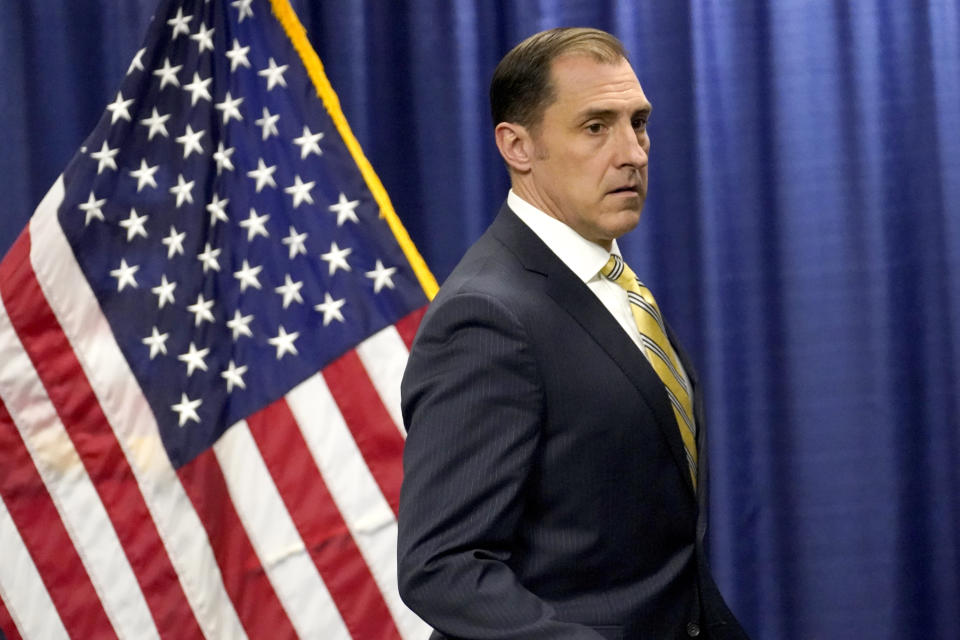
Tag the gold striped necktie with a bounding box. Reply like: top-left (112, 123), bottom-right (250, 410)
top-left (601, 254), bottom-right (698, 488)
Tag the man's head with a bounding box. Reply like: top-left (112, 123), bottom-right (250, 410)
top-left (491, 28), bottom-right (652, 249)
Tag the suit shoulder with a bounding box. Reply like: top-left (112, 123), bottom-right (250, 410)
top-left (434, 231), bottom-right (536, 305)
top-left (411, 239), bottom-right (542, 351)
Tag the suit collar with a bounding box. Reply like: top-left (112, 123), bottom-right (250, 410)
top-left (489, 204), bottom-right (698, 500)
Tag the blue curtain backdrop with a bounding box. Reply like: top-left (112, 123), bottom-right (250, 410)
top-left (2, 1), bottom-right (958, 638)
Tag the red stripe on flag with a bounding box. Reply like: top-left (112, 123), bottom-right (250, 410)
top-left (323, 351), bottom-right (405, 516)
top-left (395, 306), bottom-right (426, 351)
top-left (0, 593), bottom-right (23, 640)
top-left (247, 398), bottom-right (403, 640)
top-left (177, 448), bottom-right (298, 639)
top-left (0, 396), bottom-right (116, 640)
top-left (0, 232), bottom-right (203, 640)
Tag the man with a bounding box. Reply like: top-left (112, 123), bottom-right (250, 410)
top-left (397, 28), bottom-right (749, 640)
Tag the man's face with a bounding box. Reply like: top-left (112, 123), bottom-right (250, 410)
top-left (522, 55), bottom-right (651, 248)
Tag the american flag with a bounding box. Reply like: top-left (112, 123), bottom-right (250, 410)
top-left (0, 0), bottom-right (436, 638)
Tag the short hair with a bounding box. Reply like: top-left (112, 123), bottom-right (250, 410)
top-left (489, 27), bottom-right (628, 130)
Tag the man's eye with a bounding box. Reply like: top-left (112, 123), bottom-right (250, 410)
top-left (633, 118), bottom-right (648, 131)
top-left (586, 123), bottom-right (604, 133)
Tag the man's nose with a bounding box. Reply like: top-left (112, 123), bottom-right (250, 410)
top-left (615, 123), bottom-right (648, 169)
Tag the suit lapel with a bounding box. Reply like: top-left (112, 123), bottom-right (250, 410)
top-left (489, 206), bottom-right (698, 499)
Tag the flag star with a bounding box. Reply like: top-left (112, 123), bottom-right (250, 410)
top-left (183, 72), bottom-right (212, 105)
top-left (106, 91), bottom-right (134, 124)
top-left (151, 274), bottom-right (177, 308)
top-left (246, 158), bottom-right (277, 192)
top-left (169, 173), bottom-right (196, 208)
top-left (255, 107), bottom-right (280, 140)
top-left (129, 158), bottom-right (159, 192)
top-left (90, 140), bottom-right (119, 174)
top-left (215, 91), bottom-right (243, 124)
top-left (110, 259), bottom-right (139, 291)
top-left (221, 360), bottom-right (248, 392)
top-left (258, 57), bottom-right (289, 91)
top-left (79, 191), bottom-right (106, 225)
top-left (197, 242), bottom-right (222, 273)
top-left (142, 326), bottom-right (170, 359)
top-left (328, 192), bottom-right (360, 226)
top-left (225, 39), bottom-right (251, 72)
top-left (293, 126), bottom-right (324, 159)
top-left (282, 226), bottom-right (308, 259)
top-left (284, 175), bottom-right (315, 208)
top-left (176, 125), bottom-right (205, 158)
top-left (231, 0), bottom-right (254, 22)
top-left (171, 393), bottom-right (202, 427)
top-left (190, 22), bottom-right (215, 53)
top-left (268, 326), bottom-right (299, 359)
top-left (213, 142), bottom-right (235, 175)
top-left (140, 107), bottom-right (171, 140)
top-left (366, 260), bottom-right (398, 293)
top-left (274, 274), bottom-right (304, 308)
top-left (162, 225), bottom-right (186, 258)
top-left (227, 309), bottom-right (254, 340)
top-left (314, 292), bottom-right (346, 326)
top-left (233, 259), bottom-right (262, 292)
top-left (167, 8), bottom-right (193, 38)
top-left (239, 208), bottom-right (270, 241)
top-left (127, 47), bottom-right (146, 75)
top-left (178, 342), bottom-right (210, 376)
top-left (119, 208), bottom-right (149, 241)
top-left (321, 242), bottom-right (352, 275)
top-left (153, 57), bottom-right (183, 89)
top-left (206, 193), bottom-right (229, 226)
top-left (187, 294), bottom-right (215, 326)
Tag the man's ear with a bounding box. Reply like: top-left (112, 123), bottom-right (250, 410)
top-left (494, 122), bottom-right (535, 173)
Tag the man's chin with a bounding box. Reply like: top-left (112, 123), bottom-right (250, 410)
top-left (611, 198), bottom-right (644, 222)
top-left (600, 208), bottom-right (643, 242)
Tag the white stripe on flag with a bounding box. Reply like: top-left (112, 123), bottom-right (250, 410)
top-left (0, 496), bottom-right (70, 640)
top-left (213, 420), bottom-right (351, 639)
top-left (287, 375), bottom-right (431, 640)
top-left (0, 298), bottom-right (159, 640)
top-left (355, 325), bottom-right (410, 436)
top-left (28, 177), bottom-right (246, 640)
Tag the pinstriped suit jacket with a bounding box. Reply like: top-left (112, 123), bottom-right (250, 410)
top-left (398, 205), bottom-right (748, 640)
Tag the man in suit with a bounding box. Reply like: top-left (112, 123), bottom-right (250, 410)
top-left (397, 27), bottom-right (749, 640)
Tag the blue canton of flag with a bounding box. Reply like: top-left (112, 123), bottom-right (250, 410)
top-left (58, 0), bottom-right (427, 467)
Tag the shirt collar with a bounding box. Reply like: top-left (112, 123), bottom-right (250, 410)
top-left (507, 189), bottom-right (619, 283)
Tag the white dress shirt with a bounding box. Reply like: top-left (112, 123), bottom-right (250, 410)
top-left (507, 190), bottom-right (693, 396)
top-left (508, 190), bottom-right (646, 351)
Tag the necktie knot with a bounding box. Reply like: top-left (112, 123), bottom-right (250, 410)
top-left (601, 254), bottom-right (654, 316)
top-left (601, 254), bottom-right (634, 288)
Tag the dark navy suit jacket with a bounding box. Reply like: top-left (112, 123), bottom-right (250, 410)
top-left (398, 205), bottom-right (748, 640)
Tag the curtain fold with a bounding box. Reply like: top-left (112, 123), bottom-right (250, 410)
top-left (2, 1), bottom-right (957, 638)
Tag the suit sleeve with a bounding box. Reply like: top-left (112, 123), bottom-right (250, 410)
top-left (397, 291), bottom-right (605, 640)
